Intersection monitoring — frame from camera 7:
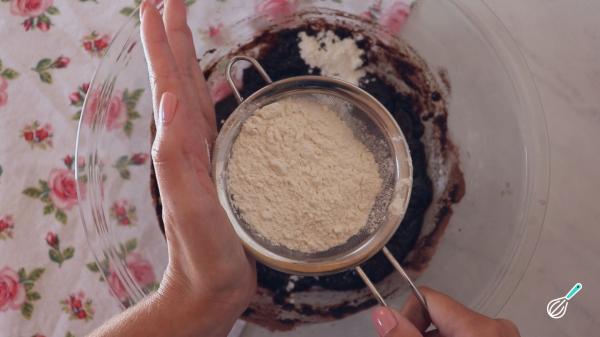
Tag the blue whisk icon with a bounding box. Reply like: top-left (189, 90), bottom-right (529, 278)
top-left (546, 283), bottom-right (582, 319)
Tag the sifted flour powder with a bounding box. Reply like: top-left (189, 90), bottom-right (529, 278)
top-left (227, 97), bottom-right (383, 253)
top-left (298, 30), bottom-right (366, 85)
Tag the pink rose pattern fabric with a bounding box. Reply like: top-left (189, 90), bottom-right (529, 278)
top-left (22, 158), bottom-right (86, 224)
top-left (110, 199), bottom-right (138, 226)
top-left (60, 291), bottom-right (95, 321)
top-left (48, 168), bottom-right (79, 210)
top-left (0, 59), bottom-right (19, 107)
top-left (0, 267), bottom-right (26, 312)
top-left (107, 253), bottom-right (157, 303)
top-left (0, 215), bottom-right (15, 240)
top-left (86, 239), bottom-right (158, 307)
top-left (0, 267), bottom-right (44, 319)
top-left (8, 0), bottom-right (60, 31)
top-left (79, 88), bottom-right (143, 136)
top-left (81, 31), bottom-right (111, 57)
top-left (10, 0), bottom-right (53, 17)
top-left (0, 0), bottom-right (159, 334)
top-left (0, 0), bottom-right (413, 335)
top-left (255, 0), bottom-right (298, 20)
top-left (83, 91), bottom-right (125, 131)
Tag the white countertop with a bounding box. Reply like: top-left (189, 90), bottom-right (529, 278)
top-left (485, 0), bottom-right (600, 335)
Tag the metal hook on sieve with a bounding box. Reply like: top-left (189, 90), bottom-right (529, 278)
top-left (226, 55), bottom-right (273, 104)
top-left (356, 247), bottom-right (429, 315)
top-left (223, 55), bottom-right (429, 318)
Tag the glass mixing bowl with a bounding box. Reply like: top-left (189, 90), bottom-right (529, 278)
top-left (76, 0), bottom-right (549, 336)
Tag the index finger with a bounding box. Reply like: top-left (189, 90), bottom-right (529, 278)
top-left (162, 0), bottom-right (217, 133)
top-left (140, 0), bottom-right (181, 116)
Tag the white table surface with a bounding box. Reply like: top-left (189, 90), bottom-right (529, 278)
top-left (483, 0), bottom-right (600, 335)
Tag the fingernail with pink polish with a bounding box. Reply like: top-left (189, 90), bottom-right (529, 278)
top-left (371, 307), bottom-right (398, 337)
top-left (159, 92), bottom-right (177, 127)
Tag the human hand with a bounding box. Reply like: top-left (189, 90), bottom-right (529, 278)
top-left (139, 0), bottom-right (256, 333)
top-left (371, 287), bottom-right (520, 337)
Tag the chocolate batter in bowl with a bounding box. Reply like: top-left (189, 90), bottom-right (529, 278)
top-left (76, 1), bottom-right (548, 336)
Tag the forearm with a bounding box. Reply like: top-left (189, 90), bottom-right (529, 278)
top-left (88, 288), bottom-right (241, 337)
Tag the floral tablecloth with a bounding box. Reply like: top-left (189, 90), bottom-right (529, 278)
top-left (0, 1), bottom-right (413, 336)
top-left (0, 1), bottom-right (160, 336)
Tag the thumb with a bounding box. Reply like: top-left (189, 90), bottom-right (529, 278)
top-left (371, 306), bottom-right (423, 337)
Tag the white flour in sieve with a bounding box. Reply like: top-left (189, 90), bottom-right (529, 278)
top-left (227, 97), bottom-right (383, 253)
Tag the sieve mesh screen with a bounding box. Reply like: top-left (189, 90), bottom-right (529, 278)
top-left (225, 91), bottom-right (397, 261)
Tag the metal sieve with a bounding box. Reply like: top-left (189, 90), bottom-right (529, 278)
top-left (212, 56), bottom-right (428, 312)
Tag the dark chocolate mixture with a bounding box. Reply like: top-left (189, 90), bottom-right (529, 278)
top-left (151, 22), bottom-right (465, 330)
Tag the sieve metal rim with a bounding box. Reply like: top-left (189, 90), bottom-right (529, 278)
top-left (212, 56), bottom-right (414, 276)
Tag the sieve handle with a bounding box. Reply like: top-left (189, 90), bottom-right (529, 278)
top-left (226, 56), bottom-right (273, 104)
top-left (355, 246), bottom-right (430, 316)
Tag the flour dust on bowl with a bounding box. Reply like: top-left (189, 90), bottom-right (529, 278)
top-left (76, 1), bottom-right (548, 336)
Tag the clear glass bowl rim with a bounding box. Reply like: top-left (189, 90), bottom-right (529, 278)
top-left (74, 0), bottom-right (550, 319)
